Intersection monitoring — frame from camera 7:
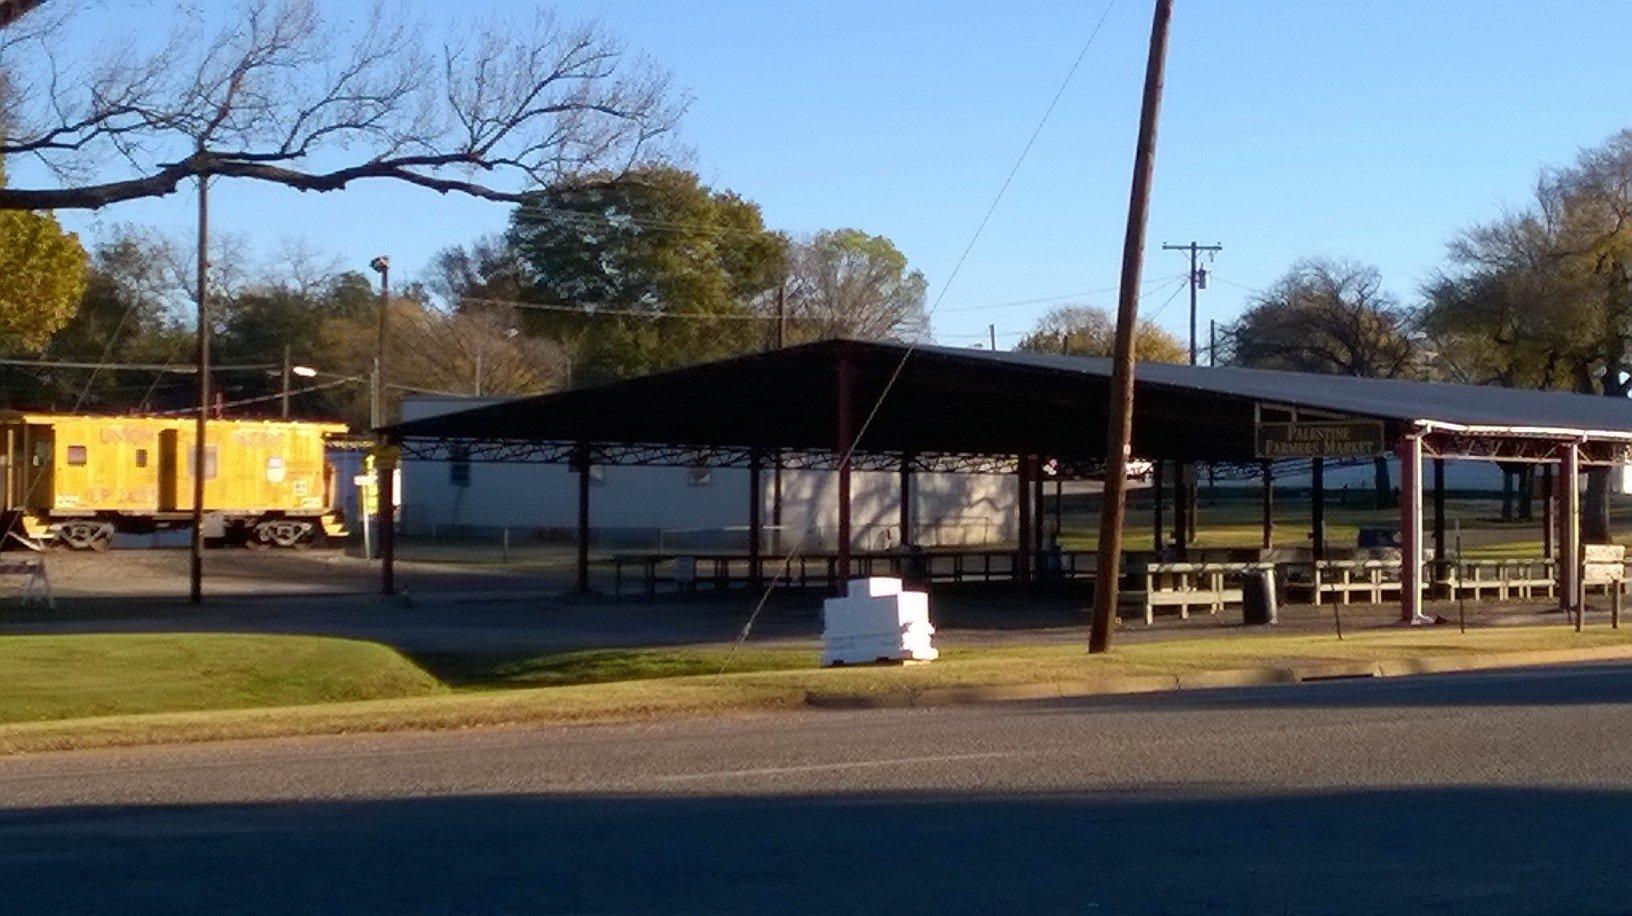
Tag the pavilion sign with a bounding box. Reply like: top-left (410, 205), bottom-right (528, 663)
top-left (1255, 420), bottom-right (1385, 459)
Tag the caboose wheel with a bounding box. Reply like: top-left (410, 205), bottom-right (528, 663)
top-left (55, 521), bottom-right (113, 551)
top-left (256, 519), bottom-right (314, 549)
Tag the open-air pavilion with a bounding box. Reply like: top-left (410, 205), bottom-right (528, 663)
top-left (381, 338), bottom-right (1632, 625)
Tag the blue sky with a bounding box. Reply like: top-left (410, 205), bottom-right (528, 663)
top-left (36, 0), bottom-right (1632, 351)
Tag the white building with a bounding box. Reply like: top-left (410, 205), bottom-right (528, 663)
top-left (398, 396), bottom-right (1018, 550)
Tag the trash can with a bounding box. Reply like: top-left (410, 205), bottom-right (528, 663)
top-left (1242, 566), bottom-right (1278, 626)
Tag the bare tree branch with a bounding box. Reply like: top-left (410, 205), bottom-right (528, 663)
top-left (0, 0), bottom-right (686, 210)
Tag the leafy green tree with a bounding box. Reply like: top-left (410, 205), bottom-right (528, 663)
top-left (1423, 129), bottom-right (1632, 539)
top-left (0, 192), bottom-right (85, 353)
top-left (781, 229), bottom-right (928, 343)
top-left (1226, 257), bottom-right (1419, 507)
top-left (507, 165), bottom-right (787, 381)
top-left (1016, 304), bottom-right (1185, 364)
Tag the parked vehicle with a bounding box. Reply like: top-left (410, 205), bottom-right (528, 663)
top-left (0, 412), bottom-right (350, 550)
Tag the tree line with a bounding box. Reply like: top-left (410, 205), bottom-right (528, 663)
top-left (0, 2), bottom-right (929, 427)
top-left (1201, 130), bottom-right (1632, 538)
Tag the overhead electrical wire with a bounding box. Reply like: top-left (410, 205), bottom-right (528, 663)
top-left (723, 0), bottom-right (1122, 663)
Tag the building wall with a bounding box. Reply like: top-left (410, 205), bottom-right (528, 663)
top-left (398, 396), bottom-right (1018, 549)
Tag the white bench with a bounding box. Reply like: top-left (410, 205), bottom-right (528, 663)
top-left (1583, 545), bottom-right (1626, 625)
top-left (1120, 561), bottom-right (1258, 625)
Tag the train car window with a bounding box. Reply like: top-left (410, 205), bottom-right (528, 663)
top-left (188, 446), bottom-right (219, 480)
top-left (135, 449), bottom-right (149, 468)
top-left (687, 466), bottom-right (712, 487)
top-left (66, 445), bottom-right (87, 466)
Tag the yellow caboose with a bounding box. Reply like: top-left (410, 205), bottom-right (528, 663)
top-left (0, 413), bottom-right (349, 550)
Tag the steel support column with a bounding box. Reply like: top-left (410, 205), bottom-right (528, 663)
top-left (378, 445), bottom-right (396, 596)
top-left (899, 452), bottom-right (913, 549)
top-left (1032, 459), bottom-right (1046, 562)
top-left (1541, 464), bottom-right (1554, 560)
top-left (1560, 443), bottom-right (1581, 615)
top-left (1152, 460), bottom-right (1165, 552)
top-left (748, 450), bottom-right (763, 590)
top-left (1172, 459), bottom-right (1189, 560)
top-left (1311, 458), bottom-right (1326, 561)
top-left (1400, 432), bottom-right (1426, 624)
top-left (1017, 456), bottom-right (1033, 582)
top-left (835, 354), bottom-right (853, 584)
top-left (1433, 457), bottom-right (1447, 575)
top-left (574, 444), bottom-right (591, 594)
top-left (1260, 460), bottom-right (1275, 551)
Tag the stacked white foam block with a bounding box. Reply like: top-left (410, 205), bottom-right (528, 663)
top-left (821, 577), bottom-right (939, 666)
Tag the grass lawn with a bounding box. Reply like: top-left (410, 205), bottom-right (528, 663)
top-left (0, 634), bottom-right (446, 724)
top-left (4, 624), bottom-right (1632, 756)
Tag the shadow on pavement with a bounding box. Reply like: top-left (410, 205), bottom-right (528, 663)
top-left (1025, 660), bottom-right (1632, 715)
top-left (0, 786), bottom-right (1624, 911)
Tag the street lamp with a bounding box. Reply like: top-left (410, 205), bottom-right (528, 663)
top-left (369, 255), bottom-right (390, 429)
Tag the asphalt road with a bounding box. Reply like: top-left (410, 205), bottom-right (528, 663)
top-left (5, 664), bottom-right (1632, 912)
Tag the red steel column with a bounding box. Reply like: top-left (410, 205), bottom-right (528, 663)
top-left (1541, 464), bottom-right (1554, 559)
top-left (1260, 460), bottom-right (1274, 551)
top-left (1560, 442), bottom-right (1581, 615)
top-left (835, 353), bottom-right (853, 584)
top-left (1399, 432), bottom-right (1424, 623)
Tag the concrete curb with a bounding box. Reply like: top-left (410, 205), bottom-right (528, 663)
top-left (811, 644), bottom-right (1632, 711)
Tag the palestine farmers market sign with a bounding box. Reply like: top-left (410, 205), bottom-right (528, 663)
top-left (1255, 420), bottom-right (1385, 459)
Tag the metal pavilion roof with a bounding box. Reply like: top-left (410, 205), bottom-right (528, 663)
top-left (382, 338), bottom-right (1632, 466)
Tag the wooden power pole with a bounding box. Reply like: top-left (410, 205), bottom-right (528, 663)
top-left (1089, 0), bottom-right (1175, 654)
top-left (189, 172), bottom-right (210, 605)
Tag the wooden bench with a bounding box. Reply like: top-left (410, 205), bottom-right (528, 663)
top-left (1434, 558), bottom-right (1556, 601)
top-left (1119, 561), bottom-right (1264, 625)
top-left (1283, 559), bottom-right (1405, 606)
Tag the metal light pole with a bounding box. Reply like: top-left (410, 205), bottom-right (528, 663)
top-left (370, 255), bottom-right (390, 429)
top-left (1089, 0), bottom-right (1174, 654)
top-left (370, 255), bottom-right (396, 594)
top-left (189, 172), bottom-right (210, 605)
top-left (280, 344), bottom-right (292, 419)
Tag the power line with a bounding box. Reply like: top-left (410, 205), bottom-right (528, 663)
top-left (463, 295), bottom-right (779, 323)
top-left (150, 376), bottom-right (359, 416)
top-left (1144, 276), bottom-right (1190, 320)
top-left (1210, 275), bottom-right (1264, 295)
top-left (0, 357), bottom-right (278, 372)
top-left (939, 274), bottom-right (1185, 314)
top-left (725, 0), bottom-right (1121, 663)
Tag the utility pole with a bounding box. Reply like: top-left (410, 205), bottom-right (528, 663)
top-left (189, 171), bottom-right (210, 605)
top-left (280, 344), bottom-right (291, 419)
top-left (989, 324), bottom-right (997, 351)
top-left (1209, 318), bottom-right (1217, 367)
top-left (1162, 240), bottom-right (1223, 366)
top-left (1161, 239), bottom-right (1221, 556)
top-left (1089, 0), bottom-right (1174, 654)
